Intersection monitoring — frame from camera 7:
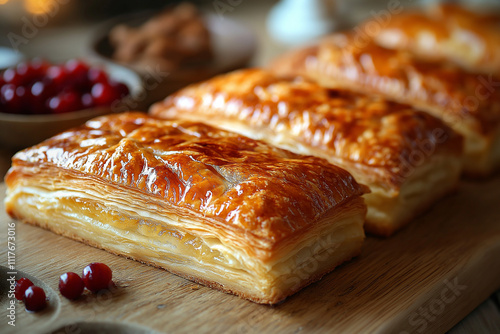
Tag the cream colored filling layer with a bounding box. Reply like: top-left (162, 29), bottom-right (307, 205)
top-left (6, 176), bottom-right (365, 302)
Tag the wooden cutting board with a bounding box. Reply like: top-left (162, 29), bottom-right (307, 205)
top-left (1, 176), bottom-right (500, 334)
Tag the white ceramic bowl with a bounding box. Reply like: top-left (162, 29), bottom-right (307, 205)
top-left (0, 61), bottom-right (144, 150)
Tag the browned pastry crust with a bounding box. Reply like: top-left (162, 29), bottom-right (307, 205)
top-left (150, 68), bottom-right (463, 236)
top-left (5, 112), bottom-right (368, 304)
top-left (365, 3), bottom-right (500, 75)
top-left (309, 32), bottom-right (500, 175)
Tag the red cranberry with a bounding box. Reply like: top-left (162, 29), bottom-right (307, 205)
top-left (20, 60), bottom-right (48, 84)
top-left (30, 81), bottom-right (44, 97)
top-left (23, 286), bottom-right (47, 312)
top-left (59, 272), bottom-right (85, 300)
top-left (110, 81), bottom-right (130, 98)
top-left (65, 60), bottom-right (90, 88)
top-left (28, 82), bottom-right (51, 114)
top-left (16, 62), bottom-right (30, 76)
top-left (91, 83), bottom-right (119, 106)
top-left (1, 60), bottom-right (128, 114)
top-left (81, 93), bottom-right (94, 108)
top-left (16, 86), bottom-right (30, 114)
top-left (15, 278), bottom-right (34, 300)
top-left (46, 65), bottom-right (67, 88)
top-left (47, 96), bottom-right (63, 113)
top-left (30, 81), bottom-right (53, 100)
top-left (3, 68), bottom-right (23, 86)
top-left (87, 67), bottom-right (108, 84)
top-left (48, 91), bottom-right (82, 114)
top-left (30, 58), bottom-right (50, 74)
top-left (62, 90), bottom-right (82, 108)
top-left (82, 262), bottom-right (113, 293)
top-left (16, 86), bottom-right (26, 98)
top-left (65, 59), bottom-right (89, 76)
top-left (1, 84), bottom-right (15, 101)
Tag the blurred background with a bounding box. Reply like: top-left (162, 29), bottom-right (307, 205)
top-left (1, 0), bottom-right (500, 170)
top-left (1, 0), bottom-right (499, 65)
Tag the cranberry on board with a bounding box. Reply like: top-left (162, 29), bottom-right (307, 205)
top-left (23, 286), bottom-right (47, 312)
top-left (15, 278), bottom-right (34, 301)
top-left (59, 272), bottom-right (85, 300)
top-left (82, 262), bottom-right (113, 293)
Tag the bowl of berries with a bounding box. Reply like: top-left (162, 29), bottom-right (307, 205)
top-left (0, 59), bottom-right (143, 150)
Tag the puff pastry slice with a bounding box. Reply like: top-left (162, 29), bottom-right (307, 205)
top-left (366, 4), bottom-right (500, 75)
top-left (307, 33), bottom-right (500, 175)
top-left (5, 112), bottom-right (368, 304)
top-left (150, 69), bottom-right (463, 236)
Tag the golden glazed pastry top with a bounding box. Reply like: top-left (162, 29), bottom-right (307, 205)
top-left (151, 69), bottom-right (462, 188)
top-left (8, 112), bottom-right (367, 245)
top-left (315, 33), bottom-right (500, 134)
top-left (366, 4), bottom-right (500, 74)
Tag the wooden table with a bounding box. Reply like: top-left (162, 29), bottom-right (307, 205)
top-left (1, 1), bottom-right (500, 332)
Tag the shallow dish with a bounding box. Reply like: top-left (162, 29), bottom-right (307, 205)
top-left (0, 62), bottom-right (143, 150)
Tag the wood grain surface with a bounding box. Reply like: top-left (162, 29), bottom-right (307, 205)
top-left (1, 176), bottom-right (500, 334)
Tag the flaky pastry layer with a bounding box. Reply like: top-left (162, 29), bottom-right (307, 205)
top-left (5, 112), bottom-right (368, 304)
top-left (150, 69), bottom-right (463, 235)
